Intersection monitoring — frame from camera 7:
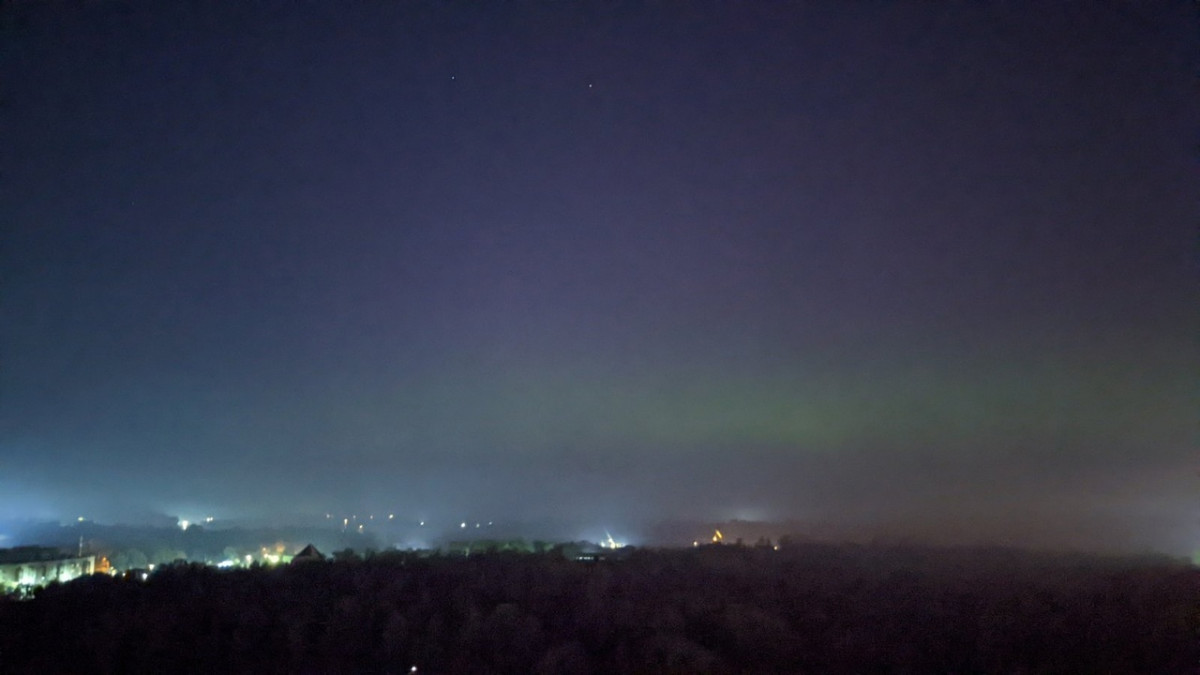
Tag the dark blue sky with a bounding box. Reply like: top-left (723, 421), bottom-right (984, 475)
top-left (2, 1), bottom-right (1195, 552)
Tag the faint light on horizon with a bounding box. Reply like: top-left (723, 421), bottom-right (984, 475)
top-left (602, 531), bottom-right (625, 549)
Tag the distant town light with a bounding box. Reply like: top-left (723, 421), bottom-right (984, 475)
top-left (77, 516), bottom-right (85, 522)
top-left (388, 514), bottom-right (395, 520)
top-left (460, 522), bottom-right (466, 528)
top-left (179, 519), bottom-right (190, 531)
top-left (602, 531), bottom-right (624, 549)
top-left (419, 521), bottom-right (425, 526)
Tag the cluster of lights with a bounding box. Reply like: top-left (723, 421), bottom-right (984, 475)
top-left (333, 513), bottom-right (412, 530)
top-left (323, 513), bottom-right (438, 530)
top-left (175, 516), bottom-right (214, 531)
top-left (601, 531), bottom-right (625, 549)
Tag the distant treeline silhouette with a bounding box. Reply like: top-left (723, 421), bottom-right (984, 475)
top-left (0, 543), bottom-right (1195, 674)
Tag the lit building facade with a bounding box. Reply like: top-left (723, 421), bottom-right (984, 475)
top-left (0, 549), bottom-right (95, 593)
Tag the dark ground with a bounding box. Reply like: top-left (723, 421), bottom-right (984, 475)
top-left (1, 543), bottom-right (1196, 674)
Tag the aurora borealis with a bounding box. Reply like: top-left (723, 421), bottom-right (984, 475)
top-left (2, 1), bottom-right (1195, 553)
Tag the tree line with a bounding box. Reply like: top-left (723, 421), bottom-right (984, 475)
top-left (0, 543), bottom-right (1195, 673)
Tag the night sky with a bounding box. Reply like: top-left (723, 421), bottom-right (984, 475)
top-left (3, 1), bottom-right (1196, 553)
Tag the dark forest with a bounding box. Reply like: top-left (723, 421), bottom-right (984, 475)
top-left (1, 543), bottom-right (1195, 674)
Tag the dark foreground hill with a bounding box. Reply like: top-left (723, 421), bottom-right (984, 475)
top-left (0, 543), bottom-right (1196, 674)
